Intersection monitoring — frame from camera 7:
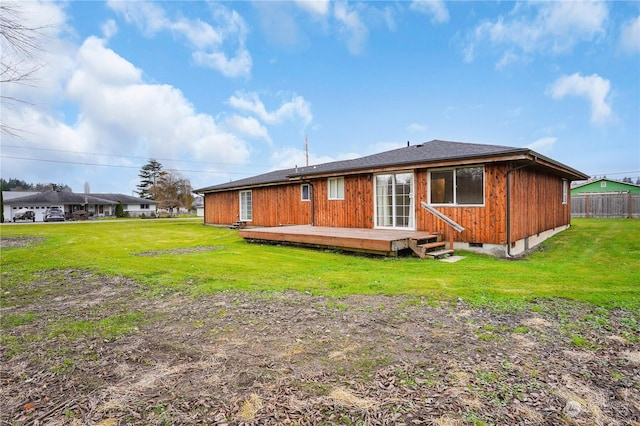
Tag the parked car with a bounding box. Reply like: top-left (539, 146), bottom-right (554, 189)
top-left (44, 207), bottom-right (65, 222)
top-left (12, 209), bottom-right (35, 222)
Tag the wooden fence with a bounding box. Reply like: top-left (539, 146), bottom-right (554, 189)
top-left (571, 193), bottom-right (640, 218)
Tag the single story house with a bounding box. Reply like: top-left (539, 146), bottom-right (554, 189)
top-left (196, 140), bottom-right (588, 257)
top-left (2, 191), bottom-right (158, 221)
top-left (90, 193), bottom-right (159, 217)
top-left (571, 178), bottom-right (640, 195)
top-left (192, 196), bottom-right (205, 217)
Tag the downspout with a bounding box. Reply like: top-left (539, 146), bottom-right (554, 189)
top-left (506, 156), bottom-right (537, 257)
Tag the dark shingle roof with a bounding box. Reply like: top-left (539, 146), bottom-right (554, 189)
top-left (3, 191), bottom-right (118, 205)
top-left (195, 139), bottom-right (586, 193)
top-left (287, 139), bottom-right (527, 177)
top-left (195, 167), bottom-right (298, 193)
top-left (91, 193), bottom-right (159, 204)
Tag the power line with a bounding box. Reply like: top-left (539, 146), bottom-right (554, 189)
top-left (0, 144), bottom-right (272, 169)
top-left (585, 170), bottom-right (640, 177)
top-left (0, 155), bottom-right (258, 175)
top-left (3, 145), bottom-right (637, 179)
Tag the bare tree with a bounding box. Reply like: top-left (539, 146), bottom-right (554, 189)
top-left (0, 2), bottom-right (48, 135)
top-left (153, 170), bottom-right (194, 215)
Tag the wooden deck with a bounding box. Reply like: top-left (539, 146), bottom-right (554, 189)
top-left (238, 225), bottom-right (436, 256)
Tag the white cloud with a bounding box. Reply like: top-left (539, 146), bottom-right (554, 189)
top-left (0, 1), bottom-right (75, 106)
top-left (295, 0), bottom-right (330, 17)
top-left (334, 2), bottom-right (368, 55)
top-left (192, 49), bottom-right (252, 79)
top-left (66, 36), bottom-right (250, 160)
top-left (465, 1), bottom-right (608, 66)
top-left (101, 19), bottom-right (118, 39)
top-left (495, 51), bottom-right (520, 70)
top-left (620, 16), bottom-right (640, 53)
top-left (225, 115), bottom-right (272, 144)
top-left (410, 0), bottom-right (450, 24)
top-left (228, 91), bottom-right (313, 127)
top-left (525, 137), bottom-right (557, 154)
top-left (106, 1), bottom-right (167, 36)
top-left (255, 1), bottom-right (395, 55)
top-left (68, 37), bottom-right (142, 88)
top-left (107, 1), bottom-right (251, 78)
top-left (254, 2), bottom-right (310, 50)
top-left (547, 73), bottom-right (612, 125)
top-left (407, 122), bottom-right (427, 133)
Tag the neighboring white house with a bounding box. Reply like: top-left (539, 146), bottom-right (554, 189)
top-left (2, 191), bottom-right (158, 221)
top-left (91, 194), bottom-right (159, 217)
top-left (2, 192), bottom-right (40, 222)
top-left (192, 195), bottom-right (204, 217)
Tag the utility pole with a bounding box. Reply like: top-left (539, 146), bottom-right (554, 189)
top-left (305, 135), bottom-right (309, 167)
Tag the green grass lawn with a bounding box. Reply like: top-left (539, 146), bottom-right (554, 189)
top-left (1, 218), bottom-right (638, 309)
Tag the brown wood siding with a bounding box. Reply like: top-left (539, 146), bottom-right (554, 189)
top-left (414, 164), bottom-right (508, 245)
top-left (311, 175), bottom-right (374, 228)
top-left (203, 184), bottom-right (311, 226)
top-left (252, 184), bottom-right (312, 226)
top-left (509, 168), bottom-right (571, 242)
top-left (204, 191), bottom-right (238, 224)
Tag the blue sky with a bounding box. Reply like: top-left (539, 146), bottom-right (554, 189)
top-left (1, 0), bottom-right (639, 193)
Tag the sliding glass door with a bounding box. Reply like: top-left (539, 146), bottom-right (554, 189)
top-left (374, 172), bottom-right (414, 229)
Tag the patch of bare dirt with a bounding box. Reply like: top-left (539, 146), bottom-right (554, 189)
top-left (1, 270), bottom-right (639, 425)
top-left (0, 236), bottom-right (45, 250)
top-left (133, 246), bottom-right (224, 257)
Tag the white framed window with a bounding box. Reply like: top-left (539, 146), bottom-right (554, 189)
top-left (328, 177), bottom-right (344, 200)
top-left (239, 190), bottom-right (252, 221)
top-left (562, 179), bottom-right (568, 204)
top-left (301, 184), bottom-right (310, 201)
top-left (429, 166), bottom-right (484, 206)
top-left (601, 181), bottom-right (607, 188)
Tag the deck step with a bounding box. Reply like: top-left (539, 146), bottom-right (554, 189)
top-left (418, 241), bottom-right (446, 250)
top-left (410, 236), bottom-right (439, 244)
top-left (229, 221), bottom-right (246, 229)
top-left (408, 237), bottom-right (450, 259)
top-left (425, 249), bottom-right (454, 259)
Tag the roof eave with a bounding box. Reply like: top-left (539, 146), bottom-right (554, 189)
top-left (196, 180), bottom-right (290, 194)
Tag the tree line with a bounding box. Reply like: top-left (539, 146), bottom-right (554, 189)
top-left (0, 178), bottom-right (72, 192)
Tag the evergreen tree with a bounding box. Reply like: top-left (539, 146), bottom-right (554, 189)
top-left (115, 201), bottom-right (125, 218)
top-left (1, 178), bottom-right (32, 190)
top-left (0, 178), bottom-right (70, 191)
top-left (34, 182), bottom-right (71, 192)
top-left (136, 159), bottom-right (163, 199)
